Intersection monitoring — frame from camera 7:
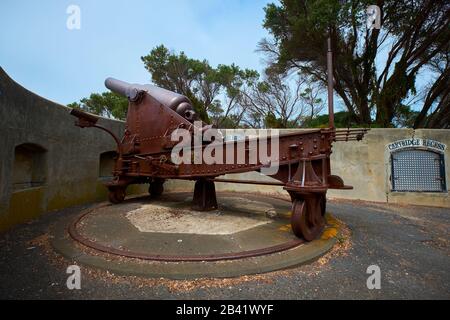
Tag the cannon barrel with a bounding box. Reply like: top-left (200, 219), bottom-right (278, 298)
top-left (105, 77), bottom-right (143, 102)
top-left (105, 77), bottom-right (197, 121)
top-left (70, 108), bottom-right (99, 126)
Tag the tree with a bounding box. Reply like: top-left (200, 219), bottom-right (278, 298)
top-left (141, 45), bottom-right (216, 121)
top-left (300, 82), bottom-right (326, 122)
top-left (413, 50), bottom-right (450, 128)
top-left (304, 111), bottom-right (356, 128)
top-left (141, 45), bottom-right (259, 124)
top-left (69, 45), bottom-right (260, 126)
top-left (260, 0), bottom-right (450, 128)
top-left (239, 71), bottom-right (325, 128)
top-left (212, 64), bottom-right (260, 127)
top-left (69, 45), bottom-right (325, 129)
top-left (67, 92), bottom-right (128, 120)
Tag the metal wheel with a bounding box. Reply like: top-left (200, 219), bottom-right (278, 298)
top-left (108, 187), bottom-right (125, 204)
top-left (290, 197), bottom-right (325, 241)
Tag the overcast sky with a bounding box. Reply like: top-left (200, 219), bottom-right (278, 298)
top-left (0, 0), bottom-right (274, 104)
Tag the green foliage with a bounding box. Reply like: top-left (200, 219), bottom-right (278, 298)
top-left (216, 64), bottom-right (259, 99)
top-left (303, 109), bottom-right (417, 128)
top-left (141, 45), bottom-right (259, 123)
top-left (69, 45), bottom-right (259, 126)
top-left (69, 92), bottom-right (128, 120)
top-left (392, 105), bottom-right (420, 128)
top-left (303, 111), bottom-right (356, 128)
top-left (214, 114), bottom-right (242, 129)
top-left (263, 113), bottom-right (304, 129)
top-left (264, 113), bottom-right (283, 128)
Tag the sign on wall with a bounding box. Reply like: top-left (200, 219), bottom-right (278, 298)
top-left (387, 138), bottom-right (447, 153)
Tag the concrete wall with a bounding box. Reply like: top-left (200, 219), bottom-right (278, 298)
top-left (328, 128), bottom-right (449, 207)
top-left (0, 68), bottom-right (145, 231)
top-left (165, 128), bottom-right (450, 208)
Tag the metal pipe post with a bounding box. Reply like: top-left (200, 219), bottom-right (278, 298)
top-left (327, 33), bottom-right (335, 128)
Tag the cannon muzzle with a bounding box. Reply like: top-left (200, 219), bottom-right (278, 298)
top-left (105, 77), bottom-right (144, 102)
top-left (70, 108), bottom-right (99, 127)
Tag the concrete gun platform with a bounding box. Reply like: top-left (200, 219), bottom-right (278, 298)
top-left (51, 192), bottom-right (339, 279)
top-left (1, 197), bottom-right (448, 299)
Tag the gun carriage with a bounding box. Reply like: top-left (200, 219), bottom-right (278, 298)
top-left (70, 77), bottom-right (366, 241)
top-left (70, 37), bottom-right (367, 241)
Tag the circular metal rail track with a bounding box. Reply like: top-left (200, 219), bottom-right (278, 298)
top-left (68, 194), bottom-right (304, 262)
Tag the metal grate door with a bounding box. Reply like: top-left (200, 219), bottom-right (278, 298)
top-left (391, 149), bottom-right (446, 192)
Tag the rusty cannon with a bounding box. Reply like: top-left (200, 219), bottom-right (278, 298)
top-left (69, 38), bottom-right (367, 241)
top-left (69, 77), bottom-right (366, 241)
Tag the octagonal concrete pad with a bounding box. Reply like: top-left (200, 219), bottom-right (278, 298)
top-left (125, 196), bottom-right (275, 235)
